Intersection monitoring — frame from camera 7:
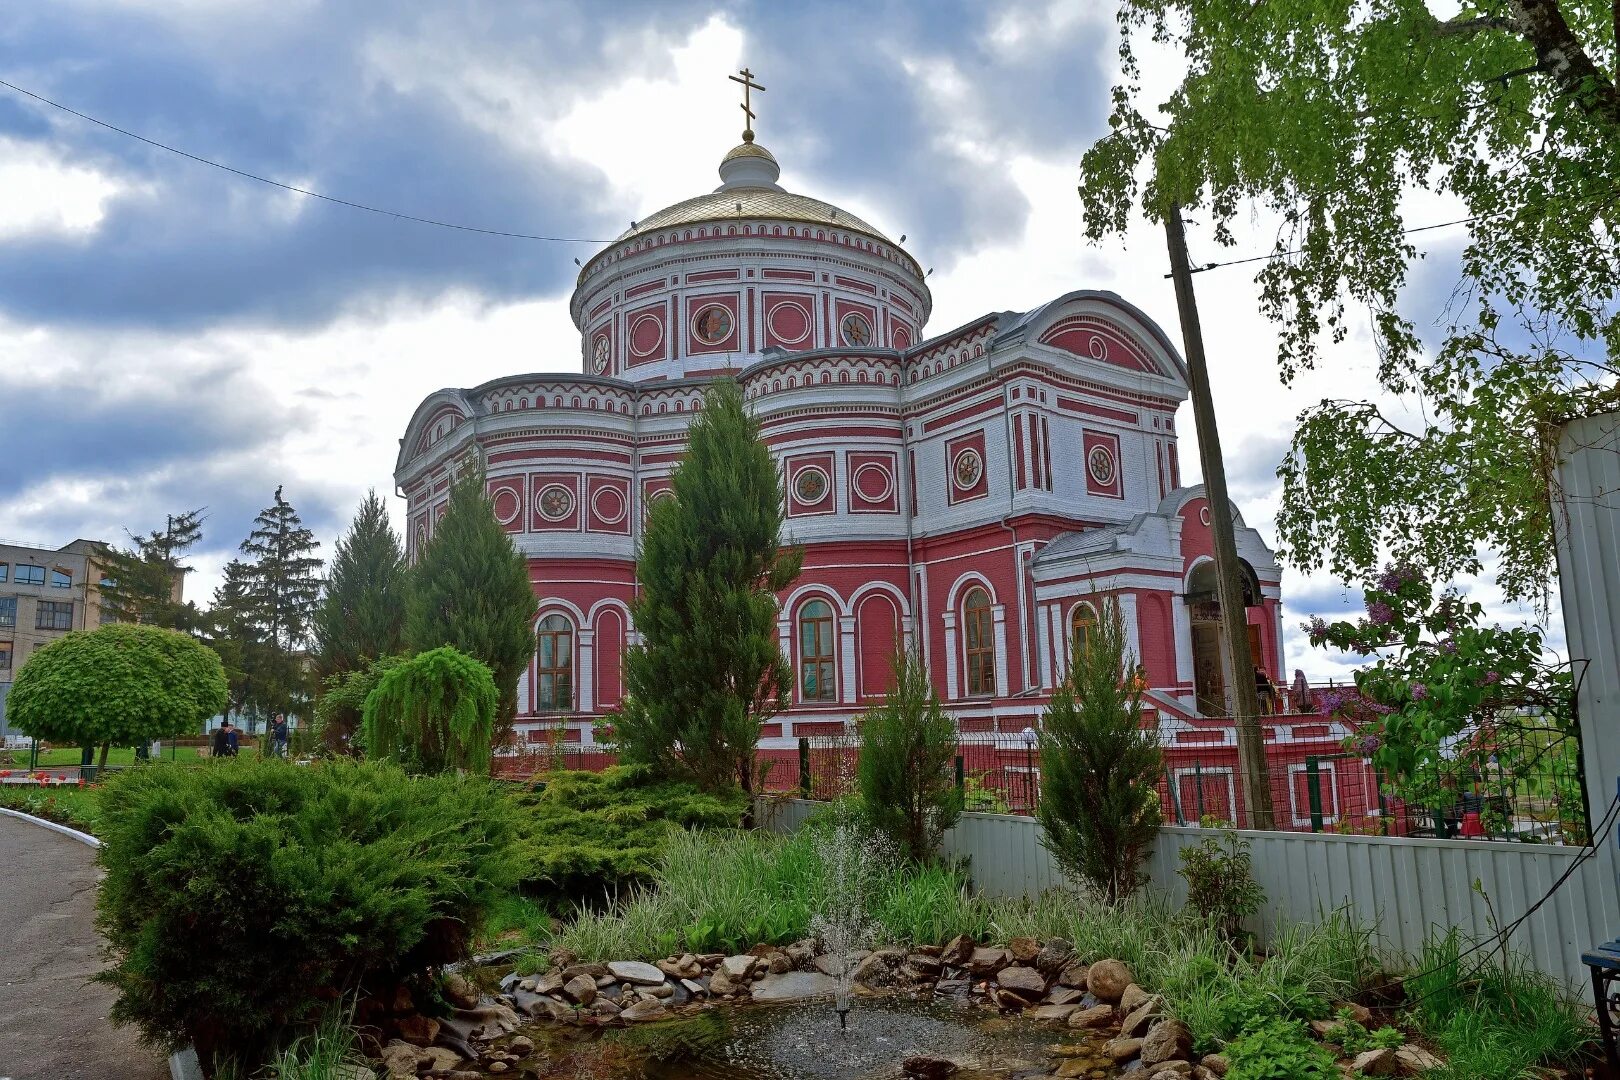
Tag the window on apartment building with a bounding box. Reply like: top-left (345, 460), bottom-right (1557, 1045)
top-left (963, 587), bottom-right (996, 696)
top-left (0, 563), bottom-right (8, 583)
top-left (0, 598), bottom-right (14, 629)
top-left (798, 599), bottom-right (837, 702)
top-left (36, 600), bottom-right (73, 630)
top-left (0, 645), bottom-right (10, 670)
top-left (50, 569), bottom-right (72, 589)
top-left (15, 565), bottom-right (44, 586)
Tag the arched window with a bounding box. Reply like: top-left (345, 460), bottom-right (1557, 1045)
top-left (798, 599), bottom-right (836, 702)
top-left (1071, 603), bottom-right (1098, 661)
top-left (963, 587), bottom-right (995, 696)
top-left (536, 614), bottom-right (573, 712)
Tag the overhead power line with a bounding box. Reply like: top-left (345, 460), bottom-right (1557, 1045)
top-left (0, 77), bottom-right (614, 244)
top-left (1186, 213), bottom-right (1487, 274)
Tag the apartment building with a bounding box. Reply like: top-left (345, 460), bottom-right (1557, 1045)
top-left (0, 537), bottom-right (136, 678)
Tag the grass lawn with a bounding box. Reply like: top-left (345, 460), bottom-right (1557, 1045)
top-left (1, 744), bottom-right (259, 768)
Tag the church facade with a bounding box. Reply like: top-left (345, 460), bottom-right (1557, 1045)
top-left (395, 127), bottom-right (1295, 763)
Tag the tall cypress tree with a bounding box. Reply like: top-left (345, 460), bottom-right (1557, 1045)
top-left (314, 490), bottom-right (406, 679)
top-left (405, 467), bottom-right (536, 742)
top-left (236, 487), bottom-right (324, 725)
top-left (618, 379), bottom-right (802, 798)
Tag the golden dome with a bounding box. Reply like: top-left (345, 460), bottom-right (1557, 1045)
top-left (721, 141), bottom-right (778, 165)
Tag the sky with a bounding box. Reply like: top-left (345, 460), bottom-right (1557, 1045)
top-left (0, 0), bottom-right (1552, 680)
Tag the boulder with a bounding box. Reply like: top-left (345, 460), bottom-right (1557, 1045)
top-left (995, 965), bottom-right (1047, 1000)
top-left (1395, 1045), bottom-right (1444, 1073)
top-left (1068, 1004), bottom-right (1115, 1029)
top-left (901, 1056), bottom-right (959, 1080)
top-left (1058, 962), bottom-right (1091, 989)
top-left (906, 953), bottom-right (945, 979)
top-left (1335, 1001), bottom-right (1374, 1026)
top-left (768, 952), bottom-right (793, 974)
top-left (940, 934), bottom-right (976, 967)
top-left (1007, 936), bottom-right (1042, 963)
top-left (967, 947), bottom-right (1012, 975)
top-left (1086, 959), bottom-right (1134, 1002)
top-left (1352, 1048), bottom-right (1398, 1077)
top-left (786, 939), bottom-right (817, 969)
top-left (1148, 1065), bottom-right (1194, 1079)
top-left (681, 978), bottom-right (707, 997)
top-left (507, 1036), bottom-right (534, 1057)
top-left (751, 971), bottom-right (841, 1002)
top-left (420, 1047), bottom-right (465, 1072)
top-left (593, 998), bottom-right (621, 1017)
top-left (708, 970), bottom-right (739, 996)
top-left (646, 982), bottom-right (674, 998)
top-left (563, 975), bottom-right (598, 1006)
top-left (813, 952), bottom-right (852, 978)
top-left (488, 1064), bottom-right (510, 1075)
top-left (536, 971), bottom-right (565, 996)
top-left (1045, 986), bottom-right (1084, 1006)
top-left (1120, 983), bottom-right (1151, 1014)
top-left (995, 988), bottom-right (1032, 1010)
top-left (393, 1014), bottom-right (439, 1047)
top-left (378, 1042), bottom-right (424, 1080)
top-left (1200, 1053), bottom-right (1230, 1076)
top-left (443, 972), bottom-right (481, 1010)
top-left (657, 955), bottom-right (700, 980)
top-left (1121, 994), bottom-right (1164, 1038)
top-left (619, 998), bottom-right (669, 1022)
top-left (721, 954), bottom-right (758, 979)
top-left (549, 947), bottom-right (579, 968)
top-left (1035, 938), bottom-right (1076, 975)
top-left (561, 962), bottom-right (608, 981)
top-left (608, 960), bottom-right (667, 986)
top-left (1028, 1003), bottom-right (1080, 1022)
top-left (1140, 1018), bottom-right (1193, 1066)
top-left (853, 950), bottom-right (903, 987)
top-left (1104, 1036), bottom-right (1144, 1061)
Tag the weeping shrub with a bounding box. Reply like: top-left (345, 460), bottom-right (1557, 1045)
top-left (362, 646), bottom-right (495, 774)
top-left (94, 759), bottom-right (521, 1076)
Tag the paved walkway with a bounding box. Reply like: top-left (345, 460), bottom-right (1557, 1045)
top-left (0, 815), bottom-right (168, 1080)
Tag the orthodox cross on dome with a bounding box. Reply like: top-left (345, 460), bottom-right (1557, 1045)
top-left (728, 67), bottom-right (766, 143)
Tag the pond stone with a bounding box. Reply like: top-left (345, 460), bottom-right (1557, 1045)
top-left (994, 965), bottom-right (1046, 1000)
top-left (721, 954), bottom-right (758, 979)
top-left (620, 998), bottom-right (670, 1022)
top-left (1140, 1018), bottom-right (1192, 1066)
top-left (1087, 959), bottom-right (1133, 1002)
top-left (608, 960), bottom-right (666, 986)
top-left (750, 971), bottom-right (841, 1003)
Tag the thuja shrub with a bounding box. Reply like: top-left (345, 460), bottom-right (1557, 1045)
top-left (95, 759), bottom-right (521, 1075)
top-left (512, 764), bottom-right (746, 899)
top-left (857, 648), bottom-right (963, 862)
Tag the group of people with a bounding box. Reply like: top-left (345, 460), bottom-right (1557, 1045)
top-left (209, 714), bottom-right (291, 758)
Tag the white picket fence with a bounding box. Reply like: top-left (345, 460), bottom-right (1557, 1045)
top-left (756, 797), bottom-right (1620, 992)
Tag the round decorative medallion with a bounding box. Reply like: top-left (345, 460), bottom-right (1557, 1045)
top-left (692, 304), bottom-right (733, 345)
top-left (852, 462), bottom-right (893, 503)
top-left (794, 466), bottom-right (830, 504)
top-left (953, 447), bottom-right (983, 489)
top-left (629, 313), bottom-right (663, 358)
top-left (1087, 444), bottom-right (1117, 486)
top-left (592, 334), bottom-right (611, 373)
top-left (840, 312), bottom-right (872, 347)
top-left (647, 487), bottom-right (676, 507)
top-left (537, 484), bottom-right (574, 521)
top-left (492, 487), bottom-right (521, 525)
top-left (1199, 505), bottom-right (1212, 526)
top-left (591, 485), bottom-right (626, 525)
top-left (767, 301), bottom-right (812, 345)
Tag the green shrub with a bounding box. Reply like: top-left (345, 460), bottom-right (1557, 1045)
top-left (1177, 825), bottom-right (1265, 944)
top-left (362, 646), bottom-right (496, 774)
top-left (1223, 1019), bottom-right (1337, 1080)
top-left (512, 764), bottom-right (746, 899)
top-left (94, 759), bottom-right (521, 1075)
top-left (856, 649), bottom-right (963, 861)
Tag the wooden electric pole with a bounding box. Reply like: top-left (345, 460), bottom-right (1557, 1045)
top-left (1164, 205), bottom-right (1275, 830)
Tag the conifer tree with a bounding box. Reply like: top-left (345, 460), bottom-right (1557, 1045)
top-left (618, 380), bottom-right (802, 798)
top-left (232, 487), bottom-right (324, 725)
top-left (1036, 604), bottom-right (1163, 903)
top-left (314, 490), bottom-right (406, 679)
top-left (857, 648), bottom-right (963, 862)
top-left (405, 467), bottom-right (536, 741)
top-left (98, 508), bottom-right (206, 631)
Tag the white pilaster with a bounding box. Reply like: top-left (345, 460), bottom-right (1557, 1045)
top-left (576, 629), bottom-right (595, 714)
top-left (992, 603), bottom-right (1009, 697)
top-left (1273, 602), bottom-right (1287, 681)
top-left (1172, 597), bottom-right (1194, 684)
top-left (942, 611), bottom-right (959, 700)
top-left (1036, 602), bottom-right (1053, 689)
top-left (1049, 604), bottom-right (1067, 684)
top-left (901, 615), bottom-right (915, 654)
top-left (1118, 592), bottom-right (1141, 669)
top-left (839, 616), bottom-right (858, 705)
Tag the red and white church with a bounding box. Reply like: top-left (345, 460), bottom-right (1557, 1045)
top-left (397, 103), bottom-right (1357, 824)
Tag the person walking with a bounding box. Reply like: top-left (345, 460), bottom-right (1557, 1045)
top-left (270, 714), bottom-right (290, 758)
top-left (222, 719), bottom-right (240, 757)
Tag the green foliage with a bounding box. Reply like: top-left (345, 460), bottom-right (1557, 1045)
top-left (363, 646), bottom-right (497, 775)
top-left (0, 784), bottom-right (102, 835)
top-left (405, 468), bottom-right (536, 743)
top-left (96, 508), bottom-right (206, 631)
top-left (1037, 604), bottom-right (1162, 902)
top-left (314, 490), bottom-right (406, 681)
top-left (871, 860), bottom-right (993, 945)
top-left (313, 654), bottom-right (405, 756)
top-left (1329, 1010), bottom-right (1405, 1055)
top-left (1077, 0), bottom-right (1620, 605)
top-left (618, 380), bottom-right (802, 796)
top-left (8, 623), bottom-right (226, 750)
top-left (1308, 564), bottom-right (1581, 839)
top-left (962, 771), bottom-right (1011, 814)
top-left (1409, 927), bottom-right (1593, 1079)
top-left (1223, 1019), bottom-right (1337, 1080)
top-left (1177, 826), bottom-right (1266, 944)
top-left (856, 649), bottom-right (963, 861)
top-left (93, 759), bottom-right (521, 1073)
top-left (510, 764), bottom-right (745, 899)
top-left (230, 486), bottom-right (325, 720)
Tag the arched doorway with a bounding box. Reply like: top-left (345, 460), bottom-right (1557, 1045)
top-left (1185, 559), bottom-right (1261, 717)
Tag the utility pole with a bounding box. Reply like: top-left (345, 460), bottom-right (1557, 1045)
top-left (1164, 205), bottom-right (1275, 830)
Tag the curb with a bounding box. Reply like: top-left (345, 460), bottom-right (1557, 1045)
top-left (0, 806), bottom-right (100, 848)
top-left (0, 805), bottom-right (201, 1080)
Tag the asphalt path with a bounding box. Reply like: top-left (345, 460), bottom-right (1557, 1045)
top-left (0, 815), bottom-right (168, 1080)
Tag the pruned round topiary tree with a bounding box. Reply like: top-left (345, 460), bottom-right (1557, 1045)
top-left (362, 645), bottom-right (496, 774)
top-left (8, 623), bottom-right (227, 766)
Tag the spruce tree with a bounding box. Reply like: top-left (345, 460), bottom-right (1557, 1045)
top-left (98, 508), bottom-right (207, 631)
top-left (314, 490), bottom-right (406, 679)
top-left (405, 467), bottom-right (536, 742)
top-left (618, 379), bottom-right (802, 798)
top-left (1036, 604), bottom-right (1163, 903)
top-left (235, 487), bottom-right (324, 725)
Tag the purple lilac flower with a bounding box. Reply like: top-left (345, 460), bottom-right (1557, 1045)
top-left (1358, 734), bottom-right (1381, 754)
top-left (1410, 682), bottom-right (1429, 700)
top-left (1377, 563), bottom-right (1422, 593)
top-left (1304, 616), bottom-right (1329, 645)
top-left (1483, 670), bottom-right (1501, 685)
top-left (1367, 600), bottom-right (1394, 626)
top-left (1440, 639), bottom-right (1457, 654)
